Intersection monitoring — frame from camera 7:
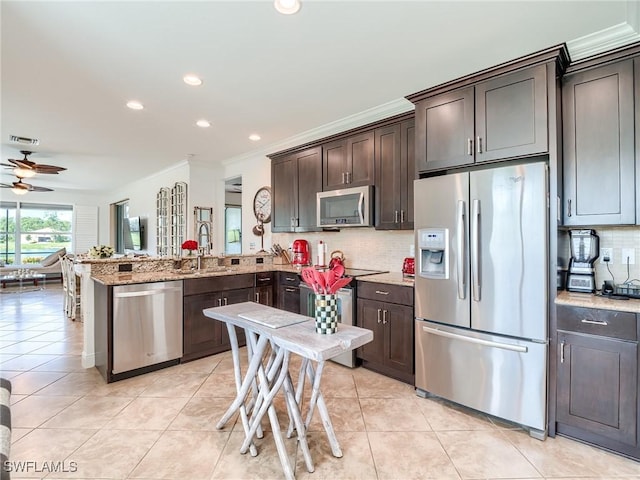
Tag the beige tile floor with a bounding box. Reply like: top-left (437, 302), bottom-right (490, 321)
top-left (2, 285), bottom-right (640, 479)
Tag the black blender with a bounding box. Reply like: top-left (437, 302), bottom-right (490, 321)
top-left (566, 229), bottom-right (599, 293)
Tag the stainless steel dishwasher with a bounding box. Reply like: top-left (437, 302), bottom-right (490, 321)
top-left (112, 280), bottom-right (183, 374)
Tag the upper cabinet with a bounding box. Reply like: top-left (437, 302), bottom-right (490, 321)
top-left (271, 146), bottom-right (322, 233)
top-left (323, 131), bottom-right (375, 190)
top-left (412, 64), bottom-right (548, 173)
top-left (562, 58), bottom-right (636, 225)
top-left (375, 119), bottom-right (415, 230)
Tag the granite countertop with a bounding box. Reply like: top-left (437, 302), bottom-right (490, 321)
top-left (358, 272), bottom-right (414, 287)
top-left (91, 264), bottom-right (301, 286)
top-left (556, 290), bottom-right (640, 314)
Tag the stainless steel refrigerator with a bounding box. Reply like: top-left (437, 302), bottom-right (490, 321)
top-left (414, 161), bottom-right (548, 438)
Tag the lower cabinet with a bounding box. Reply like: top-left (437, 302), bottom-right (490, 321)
top-left (277, 271), bottom-right (301, 313)
top-left (255, 271), bottom-right (274, 306)
top-left (556, 304), bottom-right (639, 458)
top-left (356, 281), bottom-right (414, 384)
top-left (182, 274), bottom-right (254, 362)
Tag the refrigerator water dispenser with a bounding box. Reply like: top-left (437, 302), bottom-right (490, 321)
top-left (418, 228), bottom-right (448, 279)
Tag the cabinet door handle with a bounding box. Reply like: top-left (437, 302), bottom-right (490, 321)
top-left (382, 310), bottom-right (387, 325)
top-left (377, 308), bottom-right (382, 323)
top-left (400, 210), bottom-right (405, 223)
top-left (347, 172), bottom-right (352, 184)
top-left (375, 290), bottom-right (390, 295)
top-left (581, 318), bottom-right (608, 326)
top-left (476, 136), bottom-right (482, 154)
top-left (567, 199), bottom-right (572, 217)
top-left (467, 138), bottom-right (473, 156)
top-left (255, 292), bottom-right (260, 302)
top-left (291, 217), bottom-right (296, 227)
top-left (342, 172), bottom-right (346, 184)
top-left (217, 298), bottom-right (222, 307)
top-left (560, 340), bottom-right (565, 364)
top-left (223, 297), bottom-right (228, 306)
top-left (394, 210), bottom-right (399, 223)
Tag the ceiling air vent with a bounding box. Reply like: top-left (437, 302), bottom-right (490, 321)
top-left (9, 135), bottom-right (39, 146)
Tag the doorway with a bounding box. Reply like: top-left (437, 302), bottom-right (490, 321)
top-left (225, 176), bottom-right (242, 255)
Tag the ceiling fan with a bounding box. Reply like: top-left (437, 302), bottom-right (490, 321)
top-left (0, 178), bottom-right (53, 195)
top-left (1, 150), bottom-right (66, 178)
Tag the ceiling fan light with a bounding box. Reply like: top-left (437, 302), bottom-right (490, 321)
top-left (13, 167), bottom-right (35, 178)
top-left (274, 0), bottom-right (301, 15)
top-left (12, 187), bottom-right (28, 195)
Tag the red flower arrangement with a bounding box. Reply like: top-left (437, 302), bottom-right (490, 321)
top-left (181, 240), bottom-right (198, 254)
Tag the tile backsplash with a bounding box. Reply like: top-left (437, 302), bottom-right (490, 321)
top-left (559, 226), bottom-right (640, 289)
top-left (272, 229), bottom-right (414, 273)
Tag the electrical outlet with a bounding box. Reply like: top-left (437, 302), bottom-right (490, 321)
top-left (622, 248), bottom-right (636, 265)
top-left (600, 248), bottom-right (613, 263)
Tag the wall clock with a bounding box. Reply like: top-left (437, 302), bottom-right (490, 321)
top-left (253, 186), bottom-right (272, 224)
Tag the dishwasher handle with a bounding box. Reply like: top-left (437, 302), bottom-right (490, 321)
top-left (114, 286), bottom-right (182, 298)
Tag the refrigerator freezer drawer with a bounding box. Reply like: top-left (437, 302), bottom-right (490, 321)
top-left (415, 320), bottom-right (547, 432)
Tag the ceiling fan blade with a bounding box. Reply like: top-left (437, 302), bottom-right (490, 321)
top-left (33, 165), bottom-right (66, 173)
top-left (28, 185), bottom-right (54, 192)
top-left (9, 158), bottom-right (35, 169)
top-left (0, 183), bottom-right (15, 188)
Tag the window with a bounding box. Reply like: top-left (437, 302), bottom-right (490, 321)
top-left (0, 202), bottom-right (72, 265)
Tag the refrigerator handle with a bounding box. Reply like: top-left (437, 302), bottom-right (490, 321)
top-left (456, 200), bottom-right (466, 300)
top-left (421, 326), bottom-right (528, 353)
top-left (471, 199), bottom-right (481, 302)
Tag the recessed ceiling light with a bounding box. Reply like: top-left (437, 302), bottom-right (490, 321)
top-left (196, 119), bottom-right (211, 128)
top-left (249, 134), bottom-right (261, 141)
top-left (183, 74), bottom-right (203, 86)
top-left (126, 100), bottom-right (144, 110)
top-left (274, 0), bottom-right (301, 15)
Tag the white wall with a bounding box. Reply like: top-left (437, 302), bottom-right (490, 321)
top-left (101, 162), bottom-right (189, 254)
top-left (222, 155), bottom-right (272, 255)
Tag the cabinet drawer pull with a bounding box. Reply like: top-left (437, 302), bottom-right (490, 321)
top-left (285, 288), bottom-right (296, 292)
top-left (375, 290), bottom-right (390, 295)
top-left (257, 277), bottom-right (271, 282)
top-left (581, 318), bottom-right (608, 326)
top-left (467, 138), bottom-right (473, 156)
top-left (285, 277), bottom-right (297, 281)
top-left (377, 308), bottom-right (382, 323)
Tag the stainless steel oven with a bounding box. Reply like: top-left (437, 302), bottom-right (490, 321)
top-left (299, 283), bottom-right (355, 367)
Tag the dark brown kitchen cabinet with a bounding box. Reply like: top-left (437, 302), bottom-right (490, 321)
top-left (356, 281), bottom-right (414, 384)
top-left (323, 131), bottom-right (375, 190)
top-left (255, 271), bottom-right (274, 306)
top-left (375, 119), bottom-right (415, 230)
top-left (413, 64), bottom-right (548, 173)
top-left (276, 271), bottom-right (301, 313)
top-left (562, 59), bottom-right (635, 225)
top-left (556, 304), bottom-right (640, 458)
top-left (271, 146), bottom-right (322, 233)
top-left (182, 274), bottom-right (254, 362)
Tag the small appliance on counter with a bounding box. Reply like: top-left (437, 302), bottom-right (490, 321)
top-left (402, 257), bottom-right (415, 277)
top-left (567, 229), bottom-right (599, 293)
top-left (291, 239), bottom-right (311, 266)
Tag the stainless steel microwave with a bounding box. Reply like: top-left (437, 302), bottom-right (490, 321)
top-left (317, 185), bottom-right (373, 227)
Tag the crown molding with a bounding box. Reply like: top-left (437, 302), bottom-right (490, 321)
top-left (567, 21), bottom-right (640, 61)
top-left (222, 98), bottom-right (414, 166)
